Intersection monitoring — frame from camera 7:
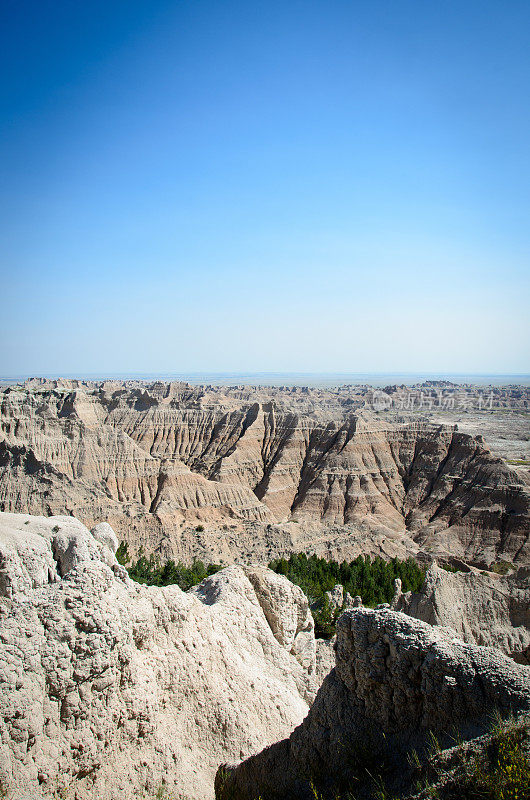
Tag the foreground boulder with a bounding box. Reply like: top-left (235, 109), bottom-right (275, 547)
top-left (394, 562), bottom-right (530, 664)
top-left (216, 607), bottom-right (530, 799)
top-left (0, 513), bottom-right (316, 800)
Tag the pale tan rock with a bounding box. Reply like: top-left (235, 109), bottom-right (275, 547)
top-left (0, 519), bottom-right (57, 597)
top-left (314, 637), bottom-right (336, 681)
top-left (241, 566), bottom-right (316, 673)
top-left (395, 562), bottom-right (530, 664)
top-left (90, 522), bottom-right (118, 554)
top-left (323, 583), bottom-right (356, 614)
top-left (151, 459), bottom-right (272, 522)
top-left (0, 513), bottom-right (316, 800)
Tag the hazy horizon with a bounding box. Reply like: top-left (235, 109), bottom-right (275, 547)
top-left (2, 1), bottom-right (529, 375)
top-left (2, 371), bottom-right (530, 389)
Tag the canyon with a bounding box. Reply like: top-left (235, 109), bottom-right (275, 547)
top-left (0, 379), bottom-right (528, 569)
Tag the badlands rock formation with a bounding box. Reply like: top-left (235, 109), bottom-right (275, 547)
top-left (323, 583), bottom-right (357, 614)
top-left (1, 381), bottom-right (528, 567)
top-left (217, 607), bottom-right (530, 800)
top-left (394, 562), bottom-right (530, 664)
top-left (0, 513), bottom-right (317, 800)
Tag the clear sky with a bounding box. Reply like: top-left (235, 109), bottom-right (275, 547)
top-left (1, 0), bottom-right (529, 376)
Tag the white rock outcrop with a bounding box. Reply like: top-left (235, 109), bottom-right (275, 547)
top-left (394, 562), bottom-right (530, 664)
top-left (241, 566), bottom-right (316, 672)
top-left (324, 583), bottom-right (354, 614)
top-left (0, 513), bottom-right (316, 800)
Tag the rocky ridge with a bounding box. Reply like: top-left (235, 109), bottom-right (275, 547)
top-left (1, 381), bottom-right (528, 568)
top-left (0, 513), bottom-right (317, 800)
top-left (1, 510), bottom-right (530, 799)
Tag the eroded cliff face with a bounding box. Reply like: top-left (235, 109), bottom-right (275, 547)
top-left (394, 562), bottom-right (530, 664)
top-left (1, 381), bottom-right (528, 567)
top-left (216, 607), bottom-right (530, 800)
top-left (0, 513), bottom-right (317, 800)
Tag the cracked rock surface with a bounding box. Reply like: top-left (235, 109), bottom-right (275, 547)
top-left (0, 513), bottom-right (316, 799)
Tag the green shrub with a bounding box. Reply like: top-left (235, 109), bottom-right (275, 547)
top-left (408, 716), bottom-right (530, 800)
top-left (302, 717), bottom-right (530, 800)
top-left (312, 594), bottom-right (336, 639)
top-left (491, 560), bottom-right (515, 575)
top-left (269, 552), bottom-right (425, 639)
top-left (116, 541), bottom-right (130, 565)
top-left (119, 546), bottom-right (425, 633)
top-left (459, 717), bottom-right (530, 800)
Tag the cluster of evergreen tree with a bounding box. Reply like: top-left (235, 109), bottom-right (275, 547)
top-left (269, 552), bottom-right (425, 638)
top-left (116, 542), bottom-right (221, 591)
top-left (269, 552), bottom-right (425, 605)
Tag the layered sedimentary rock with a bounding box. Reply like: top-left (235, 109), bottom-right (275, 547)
top-left (217, 607), bottom-right (530, 799)
top-left (394, 562), bottom-right (530, 664)
top-left (1, 382), bottom-right (528, 566)
top-left (0, 513), bottom-right (316, 800)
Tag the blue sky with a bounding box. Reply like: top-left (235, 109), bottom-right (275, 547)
top-left (1, 0), bottom-right (529, 375)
